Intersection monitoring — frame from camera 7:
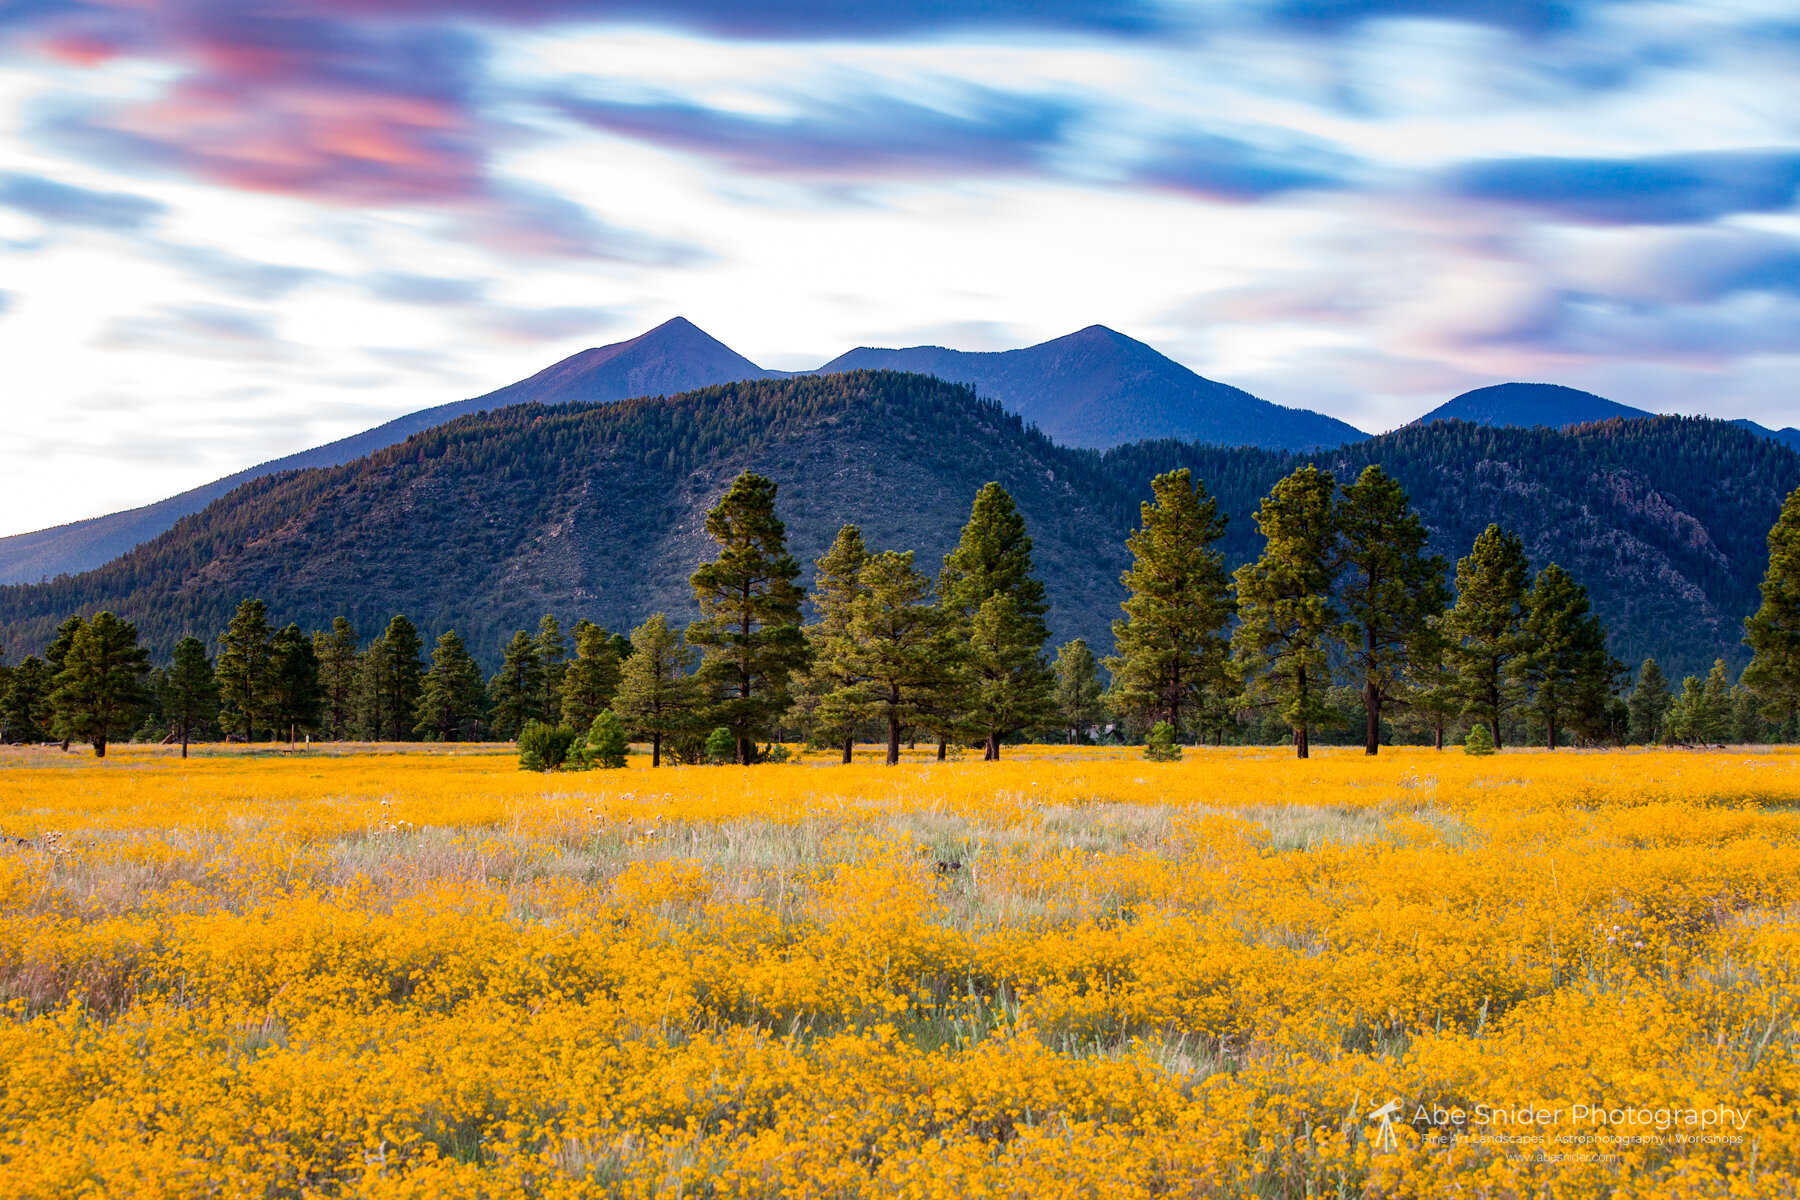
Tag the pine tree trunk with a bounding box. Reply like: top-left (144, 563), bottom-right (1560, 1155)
top-left (1547, 717), bottom-right (1558, 751)
top-left (651, 734), bottom-right (661, 768)
top-left (937, 737), bottom-right (947, 761)
top-left (1067, 726), bottom-right (1075, 745)
top-left (94, 737), bottom-right (107, 759)
top-left (842, 736), bottom-right (853, 764)
top-left (985, 732), bottom-right (999, 760)
top-left (1433, 722), bottom-right (1444, 751)
top-left (1296, 725), bottom-right (1309, 759)
top-left (1489, 717), bottom-right (1501, 750)
top-left (181, 727), bottom-right (189, 759)
top-left (737, 734), bottom-right (751, 766)
top-left (887, 714), bottom-right (901, 766)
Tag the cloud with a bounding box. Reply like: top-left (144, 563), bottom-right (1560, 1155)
top-left (0, 171), bottom-right (166, 230)
top-left (0, 290), bottom-right (12, 317)
top-left (310, 0), bottom-right (1170, 39)
top-left (1448, 149), bottom-right (1800, 224)
top-left (153, 244), bottom-right (325, 300)
top-left (1134, 133), bottom-right (1356, 201)
top-left (95, 302), bottom-right (302, 361)
top-left (469, 304), bottom-right (621, 342)
top-left (555, 88), bottom-right (1075, 181)
top-left (1265, 0), bottom-right (1587, 36)
top-left (362, 271), bottom-right (489, 305)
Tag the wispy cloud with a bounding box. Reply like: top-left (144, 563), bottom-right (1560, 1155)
top-left (555, 87), bottom-right (1077, 181)
top-left (1447, 149), bottom-right (1800, 224)
top-left (0, 171), bottom-right (166, 230)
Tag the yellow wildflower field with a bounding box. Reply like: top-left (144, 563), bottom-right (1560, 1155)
top-left (3, 743), bottom-right (1799, 1198)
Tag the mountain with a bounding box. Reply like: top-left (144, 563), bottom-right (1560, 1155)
top-left (0, 317), bottom-right (785, 586)
top-left (1735, 419), bottom-right (1800, 454)
top-left (815, 325), bottom-right (1366, 451)
top-left (0, 377), bottom-right (1792, 682)
top-left (1415, 383), bottom-right (1652, 428)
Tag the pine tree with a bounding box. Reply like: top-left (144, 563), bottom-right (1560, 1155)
top-left (269, 623), bottom-right (322, 746)
top-left (1700, 658), bottom-right (1734, 744)
top-left (2, 656), bottom-right (52, 744)
top-left (1730, 685), bottom-right (1766, 745)
top-left (354, 632), bottom-right (394, 741)
top-left (614, 614), bottom-right (702, 767)
top-left (488, 630), bottom-right (545, 740)
top-left (216, 599), bottom-right (274, 742)
top-left (966, 594), bottom-right (1055, 754)
top-left (940, 483), bottom-right (1051, 759)
top-left (687, 472), bottom-right (808, 765)
top-left (537, 614), bottom-right (568, 725)
top-left (1517, 564), bottom-right (1616, 749)
top-left (1626, 659), bottom-right (1670, 745)
top-left (587, 709), bottom-right (629, 769)
top-left (1744, 486), bottom-right (1800, 724)
top-left (1232, 466), bottom-right (1340, 759)
top-left (560, 620), bottom-right (623, 732)
top-left (846, 550), bottom-right (958, 765)
top-left (1446, 524), bottom-right (1531, 748)
top-left (49, 611), bottom-right (150, 757)
top-left (312, 618), bottom-right (359, 741)
top-left (806, 524), bottom-right (872, 763)
top-left (1103, 469), bottom-right (1233, 740)
top-left (380, 615), bottom-right (425, 741)
top-left (1336, 465), bottom-right (1448, 755)
top-left (162, 636), bottom-right (218, 758)
top-left (1053, 639), bottom-right (1105, 744)
top-left (45, 614), bottom-right (85, 751)
top-left (414, 630), bottom-right (486, 741)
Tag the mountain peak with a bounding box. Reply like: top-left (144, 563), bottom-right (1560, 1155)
top-left (477, 317), bottom-right (784, 408)
top-left (1416, 382), bottom-right (1651, 429)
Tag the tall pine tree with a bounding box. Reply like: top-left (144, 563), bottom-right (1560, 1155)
top-left (1232, 466), bottom-right (1339, 759)
top-left (1446, 524), bottom-right (1531, 748)
top-left (269, 623), bottom-right (322, 746)
top-left (687, 472), bottom-right (808, 765)
top-left (1627, 658), bottom-right (1670, 745)
top-left (49, 611), bottom-right (150, 758)
top-left (560, 620), bottom-right (623, 732)
top-left (1103, 468), bottom-right (1233, 740)
top-left (2, 656), bottom-right (52, 744)
top-left (414, 630), bottom-right (486, 741)
top-left (380, 615), bottom-right (425, 742)
top-left (614, 613), bottom-right (702, 767)
top-left (312, 617), bottom-right (358, 741)
top-left (806, 524), bottom-right (872, 763)
top-left (536, 614), bottom-right (568, 725)
top-left (849, 550), bottom-right (958, 765)
top-left (1336, 465), bottom-right (1448, 755)
top-left (1517, 564), bottom-right (1616, 749)
top-left (1744, 486), bottom-right (1800, 725)
top-left (1053, 639), bottom-right (1105, 744)
top-left (940, 483), bottom-right (1051, 759)
top-left (162, 635), bottom-right (218, 758)
top-left (488, 630), bottom-right (545, 740)
top-left (216, 599), bottom-right (274, 742)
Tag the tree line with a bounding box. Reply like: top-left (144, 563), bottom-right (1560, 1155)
top-left (6, 464), bottom-right (1800, 761)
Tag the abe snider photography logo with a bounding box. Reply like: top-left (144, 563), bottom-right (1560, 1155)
top-left (1361, 1096), bottom-right (1753, 1154)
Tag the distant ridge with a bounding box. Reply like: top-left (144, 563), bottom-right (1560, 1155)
top-left (817, 325), bottom-right (1366, 452)
top-left (0, 318), bottom-right (785, 585)
top-left (1415, 382), bottom-right (1652, 429)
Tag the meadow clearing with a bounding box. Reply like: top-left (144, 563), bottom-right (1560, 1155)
top-left (2, 743), bottom-right (1799, 1198)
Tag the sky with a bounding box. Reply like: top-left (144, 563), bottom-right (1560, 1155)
top-left (0, 1), bottom-right (1797, 538)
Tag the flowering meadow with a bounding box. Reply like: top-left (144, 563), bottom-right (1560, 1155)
top-left (3, 744), bottom-right (1800, 1197)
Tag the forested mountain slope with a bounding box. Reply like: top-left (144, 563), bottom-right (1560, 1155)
top-left (0, 374), bottom-right (1790, 680)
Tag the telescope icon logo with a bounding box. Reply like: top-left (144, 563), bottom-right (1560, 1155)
top-left (1368, 1098), bottom-right (1403, 1152)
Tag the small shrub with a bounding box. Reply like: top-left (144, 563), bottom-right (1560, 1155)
top-left (1144, 721), bottom-right (1181, 762)
top-left (519, 720), bottom-right (579, 772)
top-left (1463, 724), bottom-right (1496, 756)
top-left (762, 742), bottom-right (791, 763)
top-left (588, 710), bottom-right (629, 769)
top-left (703, 726), bottom-right (736, 764)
